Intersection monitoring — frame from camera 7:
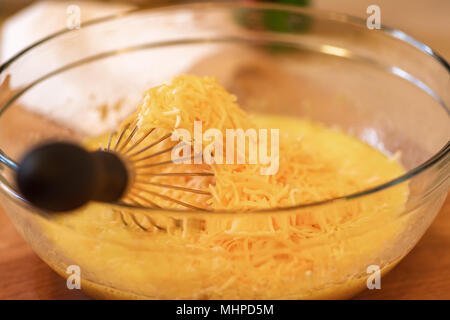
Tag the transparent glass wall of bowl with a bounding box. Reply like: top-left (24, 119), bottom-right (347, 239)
top-left (0, 174), bottom-right (447, 298)
top-left (0, 3), bottom-right (448, 299)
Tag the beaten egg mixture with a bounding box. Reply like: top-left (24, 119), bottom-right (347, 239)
top-left (41, 75), bottom-right (408, 299)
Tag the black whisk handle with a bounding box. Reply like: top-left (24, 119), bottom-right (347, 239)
top-left (90, 150), bottom-right (128, 203)
top-left (16, 142), bottom-right (128, 212)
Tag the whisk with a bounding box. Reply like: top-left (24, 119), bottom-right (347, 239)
top-left (15, 120), bottom-right (214, 216)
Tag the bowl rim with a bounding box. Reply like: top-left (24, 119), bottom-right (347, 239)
top-left (0, 1), bottom-right (449, 215)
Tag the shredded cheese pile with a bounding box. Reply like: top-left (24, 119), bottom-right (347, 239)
top-left (136, 74), bottom-right (249, 133)
top-left (46, 74), bottom-right (409, 299)
top-left (116, 74), bottom-right (405, 212)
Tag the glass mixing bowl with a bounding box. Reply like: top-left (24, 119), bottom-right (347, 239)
top-left (0, 2), bottom-right (449, 299)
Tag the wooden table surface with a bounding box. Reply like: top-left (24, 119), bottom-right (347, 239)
top-left (0, 0), bottom-right (449, 300)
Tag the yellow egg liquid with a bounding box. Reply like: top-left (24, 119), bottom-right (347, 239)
top-left (40, 113), bottom-right (408, 300)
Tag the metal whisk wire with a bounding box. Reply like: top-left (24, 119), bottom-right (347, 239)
top-left (103, 122), bottom-right (214, 231)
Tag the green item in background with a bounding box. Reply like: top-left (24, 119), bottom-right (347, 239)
top-left (263, 0), bottom-right (311, 33)
top-left (233, 0), bottom-right (312, 53)
top-left (234, 0), bottom-right (312, 33)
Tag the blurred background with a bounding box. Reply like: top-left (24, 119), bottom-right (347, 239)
top-left (0, 0), bottom-right (449, 61)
